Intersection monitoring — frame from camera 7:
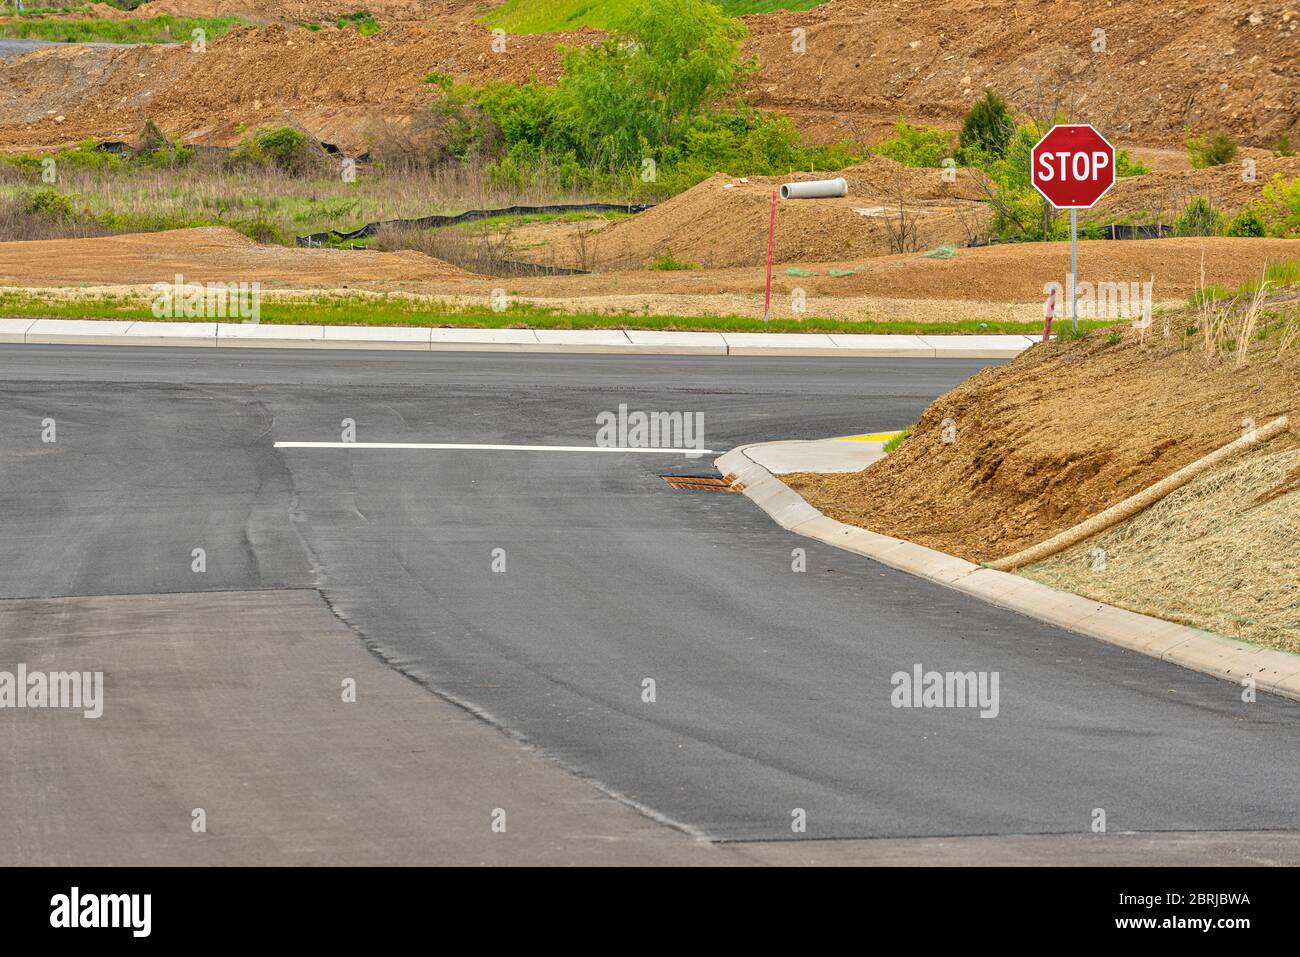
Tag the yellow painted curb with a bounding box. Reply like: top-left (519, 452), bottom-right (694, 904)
top-left (836, 431), bottom-right (903, 442)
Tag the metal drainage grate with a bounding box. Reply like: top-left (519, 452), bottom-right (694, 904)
top-left (659, 473), bottom-right (742, 492)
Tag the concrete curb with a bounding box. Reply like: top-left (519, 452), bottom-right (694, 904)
top-left (0, 317), bottom-right (1034, 359)
top-left (716, 443), bottom-right (1300, 704)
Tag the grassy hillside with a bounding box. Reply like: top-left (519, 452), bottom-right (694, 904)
top-left (482, 0), bottom-right (828, 33)
top-left (0, 15), bottom-right (241, 44)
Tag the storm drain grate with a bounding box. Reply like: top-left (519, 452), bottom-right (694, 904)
top-left (659, 473), bottom-right (742, 492)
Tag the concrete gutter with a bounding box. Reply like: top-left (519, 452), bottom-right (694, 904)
top-left (716, 441), bottom-right (1300, 704)
top-left (0, 318), bottom-right (1034, 358)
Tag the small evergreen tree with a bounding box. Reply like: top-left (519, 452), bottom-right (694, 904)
top-left (958, 91), bottom-right (1014, 161)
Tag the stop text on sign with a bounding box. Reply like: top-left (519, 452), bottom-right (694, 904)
top-left (1035, 150), bottom-right (1111, 182)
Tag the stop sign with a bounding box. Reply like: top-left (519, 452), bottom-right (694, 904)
top-left (1031, 124), bottom-right (1116, 209)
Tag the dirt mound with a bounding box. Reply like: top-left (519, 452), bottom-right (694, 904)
top-left (573, 158), bottom-right (990, 270)
top-left (743, 0), bottom-right (1299, 150)
top-left (2, 0), bottom-right (1296, 157)
top-left (1, 229), bottom-right (1294, 313)
top-left (786, 324), bottom-right (1300, 564)
top-left (1, 1), bottom-right (1295, 158)
top-left (1094, 155), bottom-right (1300, 222)
top-left (0, 226), bottom-right (474, 285)
top-left (0, 21), bottom-right (588, 154)
top-left (782, 236), bottom-right (1300, 302)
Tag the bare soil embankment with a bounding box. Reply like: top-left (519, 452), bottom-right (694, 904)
top-left (784, 318), bottom-right (1300, 648)
top-left (0, 1), bottom-right (1295, 157)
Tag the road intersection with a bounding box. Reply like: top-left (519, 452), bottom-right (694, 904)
top-left (1, 345), bottom-right (1296, 858)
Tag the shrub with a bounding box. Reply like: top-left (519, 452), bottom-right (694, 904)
top-left (1257, 174), bottom-right (1300, 237)
top-left (0, 139), bottom-right (122, 179)
top-left (871, 118), bottom-right (953, 168)
top-left (336, 10), bottom-right (380, 35)
top-left (958, 91), bottom-right (1014, 161)
top-left (1275, 133), bottom-right (1294, 158)
top-left (24, 187), bottom-right (76, 221)
top-left (0, 192), bottom-right (110, 241)
top-left (1173, 196), bottom-right (1224, 237)
top-left (234, 216), bottom-right (286, 245)
top-left (471, 77), bottom-right (853, 198)
top-left (966, 113), bottom-right (1066, 240)
top-left (368, 0), bottom-right (856, 197)
top-left (136, 119), bottom-right (194, 168)
top-left (1186, 130), bottom-right (1237, 168)
top-left (232, 126), bottom-right (329, 176)
top-left (1226, 206), bottom-right (1267, 237)
top-left (1115, 149), bottom-right (1148, 177)
top-left (649, 249), bottom-right (697, 270)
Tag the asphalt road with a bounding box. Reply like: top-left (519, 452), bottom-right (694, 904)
top-left (0, 38), bottom-right (150, 58)
top-left (2, 345), bottom-right (1297, 843)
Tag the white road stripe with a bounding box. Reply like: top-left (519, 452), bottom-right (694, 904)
top-left (274, 442), bottom-right (714, 455)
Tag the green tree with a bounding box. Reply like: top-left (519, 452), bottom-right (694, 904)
top-left (553, 0), bottom-right (752, 167)
top-left (1173, 196), bottom-right (1224, 236)
top-left (958, 91), bottom-right (1014, 161)
top-left (968, 113), bottom-right (1064, 239)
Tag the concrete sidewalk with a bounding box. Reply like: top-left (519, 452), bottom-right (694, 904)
top-left (741, 432), bottom-right (898, 473)
top-left (0, 317), bottom-right (1035, 358)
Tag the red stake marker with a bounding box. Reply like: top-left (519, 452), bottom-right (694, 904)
top-left (762, 189), bottom-right (776, 322)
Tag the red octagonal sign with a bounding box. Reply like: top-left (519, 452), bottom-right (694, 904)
top-left (1031, 124), bottom-right (1116, 209)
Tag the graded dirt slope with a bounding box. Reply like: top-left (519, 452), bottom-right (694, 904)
top-left (743, 0), bottom-right (1299, 149)
top-left (0, 2), bottom-right (1295, 156)
top-left (1093, 155), bottom-right (1300, 223)
top-left (0, 230), bottom-right (1290, 329)
top-left (0, 21), bottom-right (588, 154)
top-left (786, 326), bottom-right (1300, 566)
top-left (0, 226), bottom-right (474, 285)
top-left (0, 231), bottom-right (1295, 319)
top-left (521, 153), bottom-right (1300, 273)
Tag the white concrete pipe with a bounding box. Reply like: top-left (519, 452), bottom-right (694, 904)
top-left (779, 177), bottom-right (848, 199)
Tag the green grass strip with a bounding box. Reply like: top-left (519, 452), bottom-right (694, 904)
top-left (0, 291), bottom-right (1113, 335)
top-left (0, 15), bottom-right (243, 44)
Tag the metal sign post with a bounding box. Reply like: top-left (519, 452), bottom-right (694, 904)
top-left (1070, 208), bottom-right (1078, 334)
top-left (1030, 124), bottom-right (1116, 338)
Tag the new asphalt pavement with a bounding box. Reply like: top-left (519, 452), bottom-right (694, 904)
top-left (2, 345), bottom-right (1296, 845)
